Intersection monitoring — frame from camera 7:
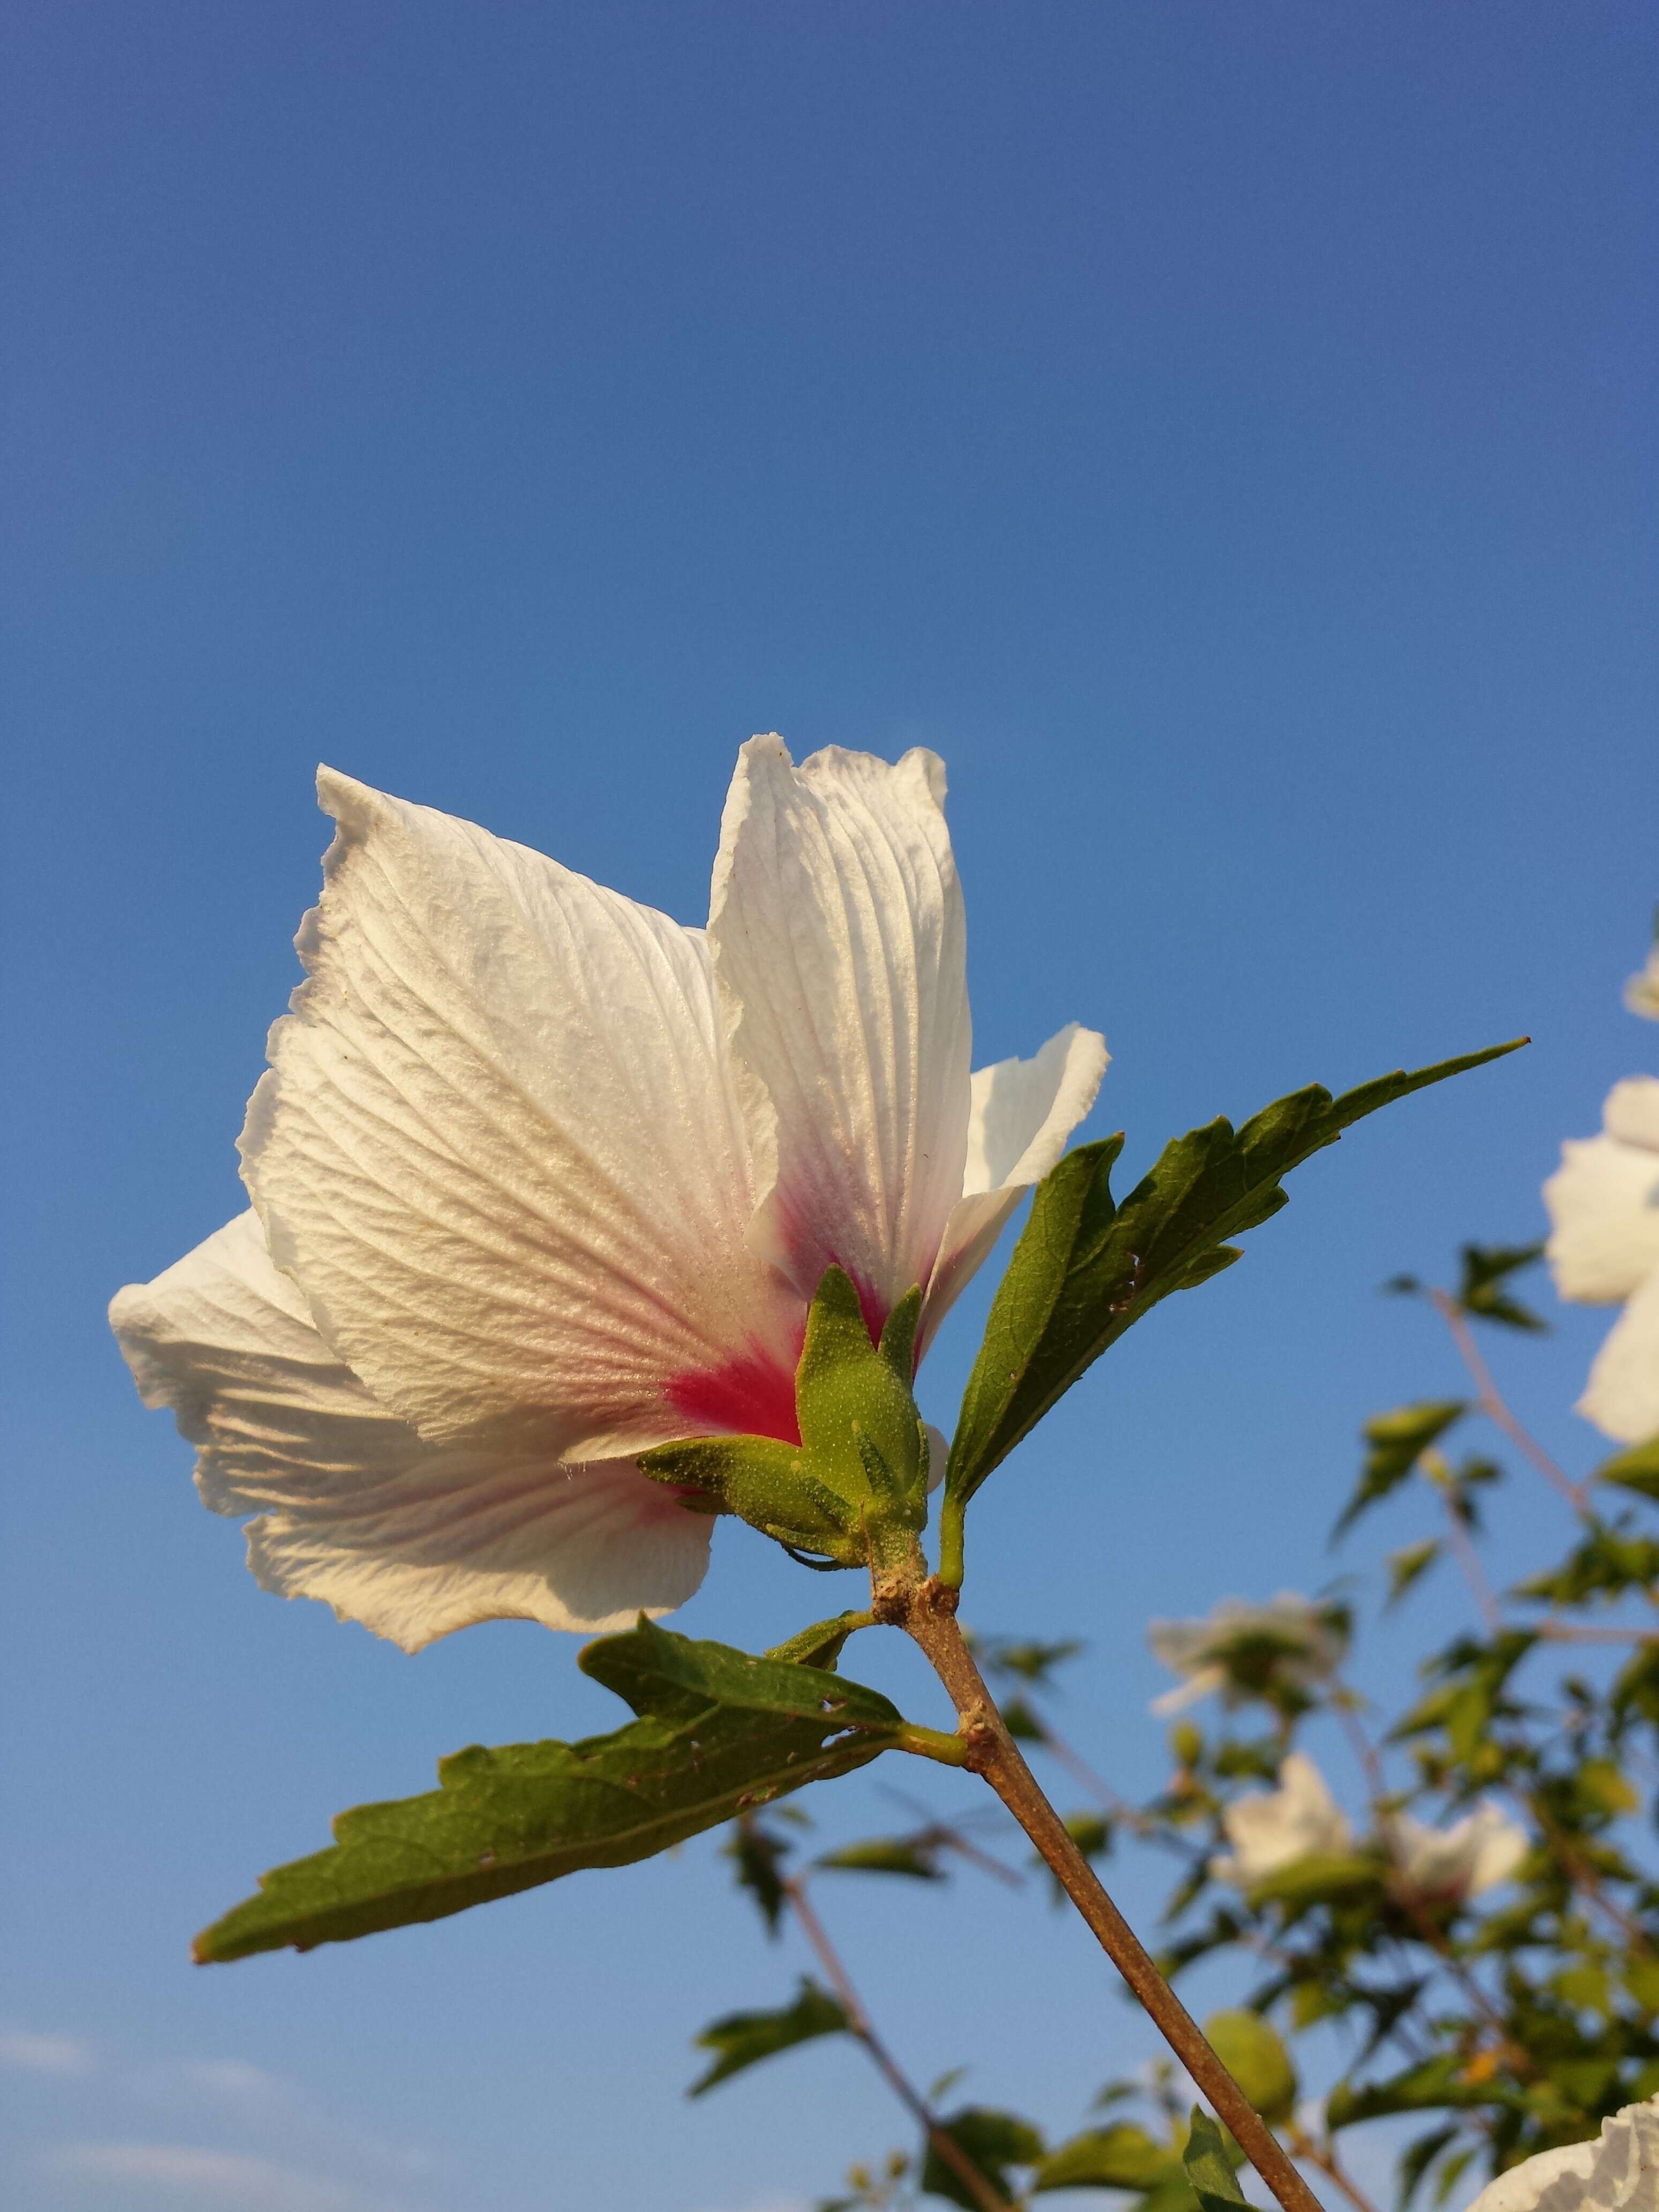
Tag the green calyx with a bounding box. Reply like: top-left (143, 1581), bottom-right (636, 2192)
top-left (640, 1268), bottom-right (930, 1572)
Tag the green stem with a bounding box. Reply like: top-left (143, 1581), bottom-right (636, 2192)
top-left (938, 1490), bottom-right (967, 1590)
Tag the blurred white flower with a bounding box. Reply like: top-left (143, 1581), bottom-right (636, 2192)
top-left (1544, 1077), bottom-right (1659, 1446)
top-left (1209, 1753), bottom-right (1352, 1888)
top-left (1386, 1802), bottom-right (1528, 1903)
top-left (1626, 915), bottom-right (1659, 1022)
top-left (1148, 1593), bottom-right (1347, 1714)
top-left (110, 739), bottom-right (1106, 1650)
top-left (1464, 2094), bottom-right (1659, 2212)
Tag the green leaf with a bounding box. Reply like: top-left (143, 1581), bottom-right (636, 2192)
top-left (1245, 1852), bottom-right (1386, 1914)
top-left (975, 1636), bottom-right (1086, 1685)
top-left (1397, 2126), bottom-right (1462, 2209)
top-left (724, 1817), bottom-right (791, 1937)
top-left (946, 1042), bottom-right (1525, 1511)
top-left (1456, 1243), bottom-right (1548, 1332)
top-left (1387, 1540), bottom-right (1443, 1607)
top-left (1033, 2120), bottom-right (1177, 2193)
top-left (1593, 1437), bottom-right (1659, 1504)
top-left (688, 1977), bottom-right (850, 2095)
top-left (1183, 2108), bottom-right (1248, 2210)
top-left (1334, 1403), bottom-right (1468, 1539)
top-left (817, 1835), bottom-right (945, 1880)
top-left (195, 1620), bottom-right (908, 1964)
top-left (1202, 2010), bottom-right (1299, 2124)
top-left (1327, 2056), bottom-right (1512, 2129)
top-left (1515, 1528), bottom-right (1659, 1606)
top-left (922, 2109), bottom-right (1045, 2209)
top-left (998, 1694), bottom-right (1047, 1741)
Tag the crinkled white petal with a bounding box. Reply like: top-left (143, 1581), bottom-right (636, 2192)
top-left (1389, 1803), bottom-right (1528, 1900)
top-left (1545, 1127), bottom-right (1659, 1305)
top-left (1579, 1265), bottom-right (1659, 1445)
top-left (920, 1023), bottom-right (1109, 1347)
top-left (1151, 1664), bottom-right (1226, 1716)
top-left (1466, 2096), bottom-right (1659, 2212)
top-left (1148, 1593), bottom-right (1344, 1696)
top-left (708, 735), bottom-right (972, 1328)
top-left (240, 768), bottom-right (800, 1459)
top-left (1209, 1753), bottom-right (1351, 1887)
top-left (1606, 1077), bottom-right (1659, 1153)
top-left (109, 1212), bottom-right (711, 1650)
top-left (1466, 1805), bottom-right (1531, 1895)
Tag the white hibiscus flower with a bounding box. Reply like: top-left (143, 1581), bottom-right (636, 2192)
top-left (1208, 1753), bottom-right (1352, 1888)
top-left (1465, 2095), bottom-right (1659, 2212)
top-left (110, 738), bottom-right (1107, 1650)
top-left (1386, 1802), bottom-right (1529, 1903)
top-left (1544, 1077), bottom-right (1659, 1446)
top-left (1625, 914), bottom-right (1659, 1022)
top-left (1148, 1593), bottom-right (1348, 1714)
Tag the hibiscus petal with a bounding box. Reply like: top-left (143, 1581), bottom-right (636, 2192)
top-left (109, 1213), bottom-right (712, 1650)
top-left (240, 769), bottom-right (799, 1459)
top-left (1579, 1264), bottom-right (1659, 1445)
top-left (920, 1023), bottom-right (1109, 1346)
top-left (1545, 1122), bottom-right (1659, 1304)
top-left (708, 736), bottom-right (973, 1339)
top-left (1606, 1075), bottom-right (1659, 1152)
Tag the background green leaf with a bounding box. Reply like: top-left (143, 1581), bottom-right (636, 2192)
top-left (1033, 2120), bottom-right (1178, 2193)
top-left (1202, 2009), bottom-right (1298, 2123)
top-left (1334, 1402), bottom-right (1468, 1539)
top-left (688, 1977), bottom-right (850, 2095)
top-left (921, 2108), bottom-right (1045, 2208)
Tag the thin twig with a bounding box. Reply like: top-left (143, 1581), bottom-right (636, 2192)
top-left (1418, 1454), bottom-right (1503, 1634)
top-left (1286, 2125), bottom-right (1385, 2212)
top-left (1535, 1623), bottom-right (1659, 1645)
top-left (1331, 1685), bottom-right (1532, 2072)
top-left (885, 1570), bottom-right (1328, 2212)
top-left (1511, 1788), bottom-right (1657, 1959)
top-left (780, 1872), bottom-right (1020, 2212)
top-left (1429, 1290), bottom-right (1588, 1513)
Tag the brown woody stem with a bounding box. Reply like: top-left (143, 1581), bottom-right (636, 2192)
top-left (881, 1569), bottom-right (1326, 2212)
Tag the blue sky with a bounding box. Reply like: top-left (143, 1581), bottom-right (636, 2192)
top-left (2, 5), bottom-right (1655, 2209)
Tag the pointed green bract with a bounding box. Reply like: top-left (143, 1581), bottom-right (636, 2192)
top-left (688, 1977), bottom-right (850, 2096)
top-left (194, 1620), bottom-right (908, 1965)
top-left (641, 1267), bottom-right (929, 1567)
top-left (945, 1041), bottom-right (1527, 1523)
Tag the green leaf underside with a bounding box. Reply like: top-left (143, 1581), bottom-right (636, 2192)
top-left (947, 1041), bottom-right (1526, 1508)
top-left (688, 1977), bottom-right (849, 2095)
top-left (195, 1620), bottom-right (906, 1965)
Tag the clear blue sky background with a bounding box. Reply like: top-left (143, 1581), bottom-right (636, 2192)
top-left (2, 6), bottom-right (1655, 2210)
